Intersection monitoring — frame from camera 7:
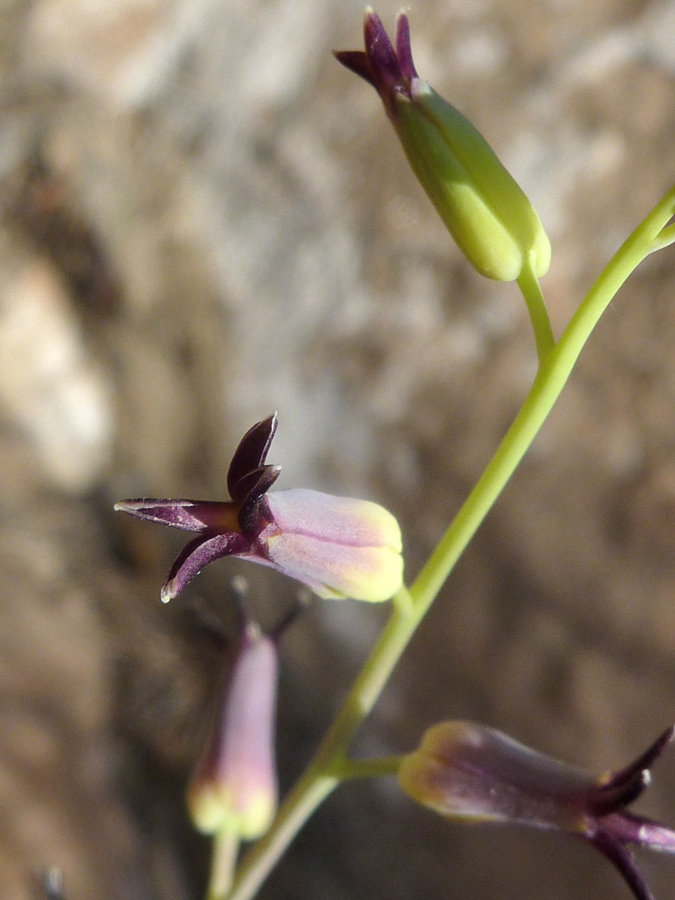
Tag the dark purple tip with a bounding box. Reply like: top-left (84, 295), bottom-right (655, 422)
top-left (395, 13), bottom-right (418, 81)
top-left (363, 9), bottom-right (400, 82)
top-left (336, 10), bottom-right (419, 118)
top-left (592, 727), bottom-right (675, 816)
top-left (333, 50), bottom-right (374, 86)
top-left (227, 414), bottom-right (278, 502)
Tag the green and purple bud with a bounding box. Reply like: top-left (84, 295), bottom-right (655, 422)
top-left (335, 11), bottom-right (551, 282)
top-left (187, 620), bottom-right (279, 839)
top-left (115, 414), bottom-right (403, 603)
top-left (398, 720), bottom-right (675, 900)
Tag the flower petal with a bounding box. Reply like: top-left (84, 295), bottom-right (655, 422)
top-left (263, 532), bottom-right (403, 602)
top-left (259, 489), bottom-right (403, 601)
top-left (266, 489), bottom-right (402, 552)
top-left (398, 722), bottom-right (594, 829)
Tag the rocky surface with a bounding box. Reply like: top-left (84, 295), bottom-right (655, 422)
top-left (1, 0), bottom-right (675, 898)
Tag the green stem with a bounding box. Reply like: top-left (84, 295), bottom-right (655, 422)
top-left (517, 259), bottom-right (555, 362)
top-left (329, 755), bottom-right (403, 780)
top-left (413, 182), bottom-right (675, 611)
top-left (649, 219), bottom-right (675, 253)
top-left (222, 182), bottom-right (675, 900)
top-left (208, 831), bottom-right (240, 900)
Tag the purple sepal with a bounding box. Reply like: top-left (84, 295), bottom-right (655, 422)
top-left (335, 10), bottom-right (417, 119)
top-left (591, 727), bottom-right (675, 815)
top-left (237, 467), bottom-right (281, 533)
top-left (332, 50), bottom-right (373, 85)
top-left (161, 532), bottom-right (250, 603)
top-left (592, 829), bottom-right (654, 900)
top-left (227, 414), bottom-right (278, 502)
top-left (600, 810), bottom-right (675, 855)
top-left (113, 498), bottom-right (228, 532)
top-left (394, 13), bottom-right (418, 82)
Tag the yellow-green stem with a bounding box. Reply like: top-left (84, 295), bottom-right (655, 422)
top-left (517, 259), bottom-right (555, 362)
top-left (208, 831), bottom-right (239, 900)
top-left (329, 755), bottom-right (403, 780)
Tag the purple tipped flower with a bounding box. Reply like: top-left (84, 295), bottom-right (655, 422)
top-left (115, 414), bottom-right (403, 603)
top-left (398, 721), bottom-right (675, 900)
top-left (187, 619), bottom-right (279, 840)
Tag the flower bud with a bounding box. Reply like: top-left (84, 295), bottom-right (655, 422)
top-left (399, 720), bottom-right (675, 900)
top-left (336, 11), bottom-right (550, 282)
top-left (187, 623), bottom-right (278, 840)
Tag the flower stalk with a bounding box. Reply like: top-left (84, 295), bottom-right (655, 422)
top-left (223, 180), bottom-right (675, 900)
top-left (114, 9), bottom-right (675, 899)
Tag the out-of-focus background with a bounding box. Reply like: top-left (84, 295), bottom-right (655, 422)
top-left (2, 0), bottom-right (675, 897)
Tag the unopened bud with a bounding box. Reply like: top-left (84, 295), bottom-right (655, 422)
top-left (187, 623), bottom-right (278, 840)
top-left (336, 11), bottom-right (550, 282)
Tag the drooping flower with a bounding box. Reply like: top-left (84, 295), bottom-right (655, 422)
top-left (398, 720), bottom-right (675, 900)
top-left (115, 414), bottom-right (403, 603)
top-left (335, 11), bottom-right (551, 282)
top-left (187, 618), bottom-right (279, 840)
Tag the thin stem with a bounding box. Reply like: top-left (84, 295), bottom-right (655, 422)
top-left (226, 771), bottom-right (337, 900)
top-left (208, 831), bottom-right (240, 900)
top-left (328, 755), bottom-right (403, 780)
top-left (517, 259), bottom-right (555, 362)
top-left (222, 182), bottom-right (675, 900)
top-left (412, 181), bottom-right (675, 611)
top-left (649, 220), bottom-right (675, 252)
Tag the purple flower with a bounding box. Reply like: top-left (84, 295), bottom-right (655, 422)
top-left (398, 720), bottom-right (675, 900)
top-left (115, 414), bottom-right (403, 603)
top-left (187, 618), bottom-right (279, 839)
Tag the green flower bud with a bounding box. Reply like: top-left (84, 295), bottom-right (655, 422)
top-left (336, 11), bottom-right (551, 282)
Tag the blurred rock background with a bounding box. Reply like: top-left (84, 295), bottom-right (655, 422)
top-left (2, 0), bottom-right (675, 897)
